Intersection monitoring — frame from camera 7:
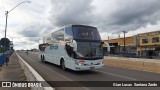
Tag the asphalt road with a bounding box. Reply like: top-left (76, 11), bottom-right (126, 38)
top-left (17, 52), bottom-right (160, 90)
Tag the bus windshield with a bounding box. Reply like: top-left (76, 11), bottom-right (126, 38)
top-left (75, 42), bottom-right (103, 59)
top-left (73, 26), bottom-right (101, 40)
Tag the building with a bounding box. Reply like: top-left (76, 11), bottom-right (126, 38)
top-left (137, 31), bottom-right (160, 58)
top-left (103, 30), bottom-right (160, 59)
top-left (103, 36), bottom-right (137, 56)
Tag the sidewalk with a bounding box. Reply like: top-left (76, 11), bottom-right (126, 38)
top-left (0, 53), bottom-right (30, 90)
top-left (104, 56), bottom-right (160, 73)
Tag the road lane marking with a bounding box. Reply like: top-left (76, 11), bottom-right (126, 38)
top-left (95, 70), bottom-right (136, 81)
top-left (18, 53), bottom-right (90, 90)
top-left (23, 54), bottom-right (73, 81)
top-left (24, 53), bottom-right (136, 81)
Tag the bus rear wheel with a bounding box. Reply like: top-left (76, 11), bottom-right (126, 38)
top-left (42, 56), bottom-right (45, 63)
top-left (61, 60), bottom-right (66, 71)
top-left (41, 55), bottom-right (43, 60)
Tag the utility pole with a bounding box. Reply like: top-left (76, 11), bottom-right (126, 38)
top-left (5, 11), bottom-right (8, 38)
top-left (3, 1), bottom-right (30, 52)
top-left (4, 1), bottom-right (31, 38)
top-left (122, 31), bottom-right (127, 55)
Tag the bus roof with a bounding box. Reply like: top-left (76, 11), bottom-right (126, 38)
top-left (66, 24), bottom-right (97, 29)
top-left (43, 24), bottom-right (97, 37)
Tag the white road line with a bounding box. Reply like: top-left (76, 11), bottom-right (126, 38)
top-left (29, 53), bottom-right (137, 80)
top-left (95, 70), bottom-right (136, 81)
top-left (28, 53), bottom-right (137, 81)
top-left (19, 54), bottom-right (90, 90)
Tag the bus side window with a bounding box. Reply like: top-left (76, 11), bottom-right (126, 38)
top-left (65, 27), bottom-right (73, 42)
top-left (65, 27), bottom-right (74, 57)
top-left (52, 29), bottom-right (64, 43)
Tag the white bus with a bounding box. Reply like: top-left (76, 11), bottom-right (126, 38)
top-left (38, 25), bottom-right (110, 71)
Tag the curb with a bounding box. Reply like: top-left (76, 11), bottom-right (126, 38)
top-left (16, 53), bottom-right (54, 90)
top-left (104, 57), bottom-right (160, 73)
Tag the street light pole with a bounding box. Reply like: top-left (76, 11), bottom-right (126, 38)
top-left (4, 1), bottom-right (31, 38)
top-left (1, 1), bottom-right (31, 66)
top-left (3, 1), bottom-right (30, 54)
top-left (4, 11), bottom-right (8, 38)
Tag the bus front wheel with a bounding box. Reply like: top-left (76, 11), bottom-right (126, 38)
top-left (61, 60), bottom-right (66, 71)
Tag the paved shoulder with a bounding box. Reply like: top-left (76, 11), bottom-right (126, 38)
top-left (0, 53), bottom-right (30, 90)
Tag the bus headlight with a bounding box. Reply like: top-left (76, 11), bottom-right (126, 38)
top-left (79, 62), bottom-right (84, 65)
top-left (78, 63), bottom-right (82, 65)
top-left (75, 61), bottom-right (84, 65)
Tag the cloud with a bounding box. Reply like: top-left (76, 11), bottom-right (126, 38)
top-left (19, 22), bottom-right (52, 37)
top-left (48, 0), bottom-right (94, 27)
top-left (16, 21), bottom-right (54, 44)
top-left (48, 0), bottom-right (160, 33)
top-left (94, 0), bottom-right (160, 33)
top-left (14, 40), bottom-right (38, 50)
top-left (2, 0), bottom-right (160, 49)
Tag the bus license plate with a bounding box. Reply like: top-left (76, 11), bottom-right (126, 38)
top-left (90, 67), bottom-right (95, 70)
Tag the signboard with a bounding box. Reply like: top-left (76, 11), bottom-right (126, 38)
top-left (141, 47), bottom-right (155, 51)
top-left (0, 38), bottom-right (10, 47)
top-left (50, 45), bottom-right (58, 50)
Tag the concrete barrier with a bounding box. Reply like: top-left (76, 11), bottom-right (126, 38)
top-left (16, 53), bottom-right (54, 90)
top-left (104, 56), bottom-right (160, 73)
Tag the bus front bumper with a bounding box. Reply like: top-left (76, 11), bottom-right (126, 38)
top-left (74, 64), bottom-right (104, 71)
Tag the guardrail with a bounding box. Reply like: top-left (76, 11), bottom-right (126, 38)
top-left (16, 53), bottom-right (54, 90)
top-left (109, 53), bottom-right (160, 59)
top-left (104, 56), bottom-right (160, 73)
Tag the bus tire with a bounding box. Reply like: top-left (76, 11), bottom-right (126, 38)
top-left (61, 59), bottom-right (66, 71)
top-left (41, 55), bottom-right (43, 60)
top-left (42, 56), bottom-right (45, 63)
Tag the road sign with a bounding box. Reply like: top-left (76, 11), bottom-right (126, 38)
top-left (0, 38), bottom-right (10, 47)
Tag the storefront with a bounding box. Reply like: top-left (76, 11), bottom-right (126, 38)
top-left (137, 31), bottom-right (160, 59)
top-left (140, 47), bottom-right (160, 59)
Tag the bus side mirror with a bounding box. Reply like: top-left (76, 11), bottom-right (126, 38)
top-left (66, 41), bottom-right (71, 46)
top-left (73, 40), bottom-right (77, 51)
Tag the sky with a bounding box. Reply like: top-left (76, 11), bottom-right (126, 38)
top-left (0, 0), bottom-right (160, 50)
